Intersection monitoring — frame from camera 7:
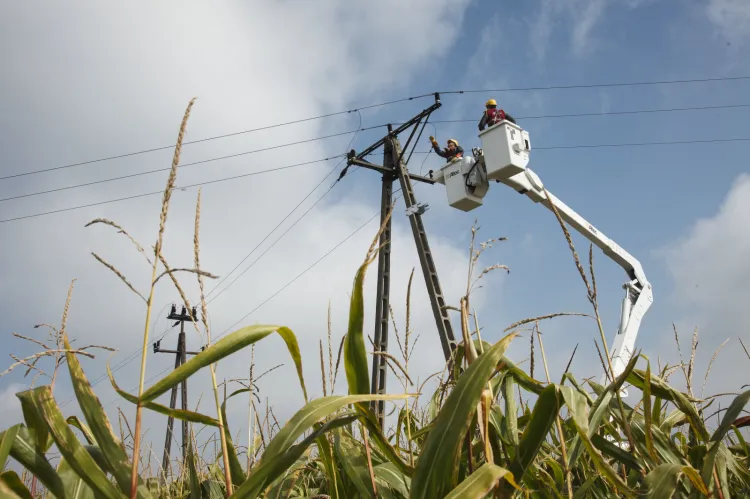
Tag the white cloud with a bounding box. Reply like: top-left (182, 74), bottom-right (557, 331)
top-left (529, 0), bottom-right (608, 61)
top-left (706, 0), bottom-right (750, 46)
top-left (655, 173), bottom-right (750, 398)
top-left (528, 0), bottom-right (659, 62)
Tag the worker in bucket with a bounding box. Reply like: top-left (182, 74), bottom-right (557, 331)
top-left (429, 136), bottom-right (464, 163)
top-left (478, 98), bottom-right (516, 131)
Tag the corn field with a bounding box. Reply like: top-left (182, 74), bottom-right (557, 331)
top-left (0, 99), bottom-right (748, 498)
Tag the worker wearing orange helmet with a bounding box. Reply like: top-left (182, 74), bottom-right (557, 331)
top-left (428, 136), bottom-right (464, 163)
top-left (479, 98), bottom-right (516, 131)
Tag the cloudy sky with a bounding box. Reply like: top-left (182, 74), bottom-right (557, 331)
top-left (1, 0), bottom-right (749, 470)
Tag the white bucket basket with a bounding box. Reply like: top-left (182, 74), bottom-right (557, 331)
top-left (432, 156), bottom-right (488, 212)
top-left (478, 121), bottom-right (530, 181)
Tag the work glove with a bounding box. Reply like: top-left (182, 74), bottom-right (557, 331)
top-left (429, 135), bottom-right (438, 146)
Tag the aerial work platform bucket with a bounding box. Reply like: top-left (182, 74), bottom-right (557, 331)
top-left (478, 120), bottom-right (530, 181)
top-left (432, 155), bottom-right (488, 212)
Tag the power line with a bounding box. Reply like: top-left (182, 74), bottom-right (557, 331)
top-left (6, 74), bottom-right (748, 182)
top-left (422, 102), bottom-right (750, 125)
top-left (6, 135), bottom-right (749, 225)
top-left (438, 75), bottom-right (750, 95)
top-left (0, 95), bottom-right (432, 181)
top-left (0, 129), bottom-right (363, 203)
top-left (205, 111), bottom-right (364, 302)
top-left (9, 101), bottom-right (748, 205)
top-left (207, 179), bottom-right (339, 305)
top-left (373, 136), bottom-right (750, 157)
top-left (216, 210), bottom-right (383, 339)
top-left (0, 156), bottom-right (343, 224)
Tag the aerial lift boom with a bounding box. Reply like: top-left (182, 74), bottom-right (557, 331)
top-left (431, 120), bottom-right (653, 390)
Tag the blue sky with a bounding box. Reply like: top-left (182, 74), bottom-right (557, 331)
top-left (327, 0), bottom-right (750, 386)
top-left (0, 0), bottom-right (748, 466)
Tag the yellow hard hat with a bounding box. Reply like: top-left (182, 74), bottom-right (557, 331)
top-left (447, 139), bottom-right (458, 146)
top-left (485, 98), bottom-right (497, 107)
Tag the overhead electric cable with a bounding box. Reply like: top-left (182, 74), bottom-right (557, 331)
top-left (0, 155), bottom-right (344, 224)
top-left (371, 136), bottom-right (750, 157)
top-left (405, 103), bottom-right (750, 126)
top-left (5, 74), bottom-right (747, 181)
top-left (438, 75), bottom-right (750, 95)
top-left (216, 209), bottom-right (383, 339)
top-left (0, 95), bottom-right (433, 180)
top-left (1, 128), bottom-right (366, 203)
top-left (6, 135), bottom-right (750, 225)
top-left (204, 111), bottom-right (363, 301)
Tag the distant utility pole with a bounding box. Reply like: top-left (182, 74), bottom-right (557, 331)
top-left (154, 304), bottom-right (204, 479)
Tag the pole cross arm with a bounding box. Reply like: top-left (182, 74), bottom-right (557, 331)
top-left (347, 156), bottom-right (436, 184)
top-left (352, 93), bottom-right (442, 161)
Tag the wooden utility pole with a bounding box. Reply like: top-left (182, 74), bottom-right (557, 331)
top-left (341, 93), bottom-right (458, 428)
top-left (154, 304), bottom-right (203, 479)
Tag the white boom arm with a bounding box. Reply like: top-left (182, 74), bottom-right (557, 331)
top-left (496, 167), bottom-right (653, 386)
top-left (431, 121), bottom-right (653, 390)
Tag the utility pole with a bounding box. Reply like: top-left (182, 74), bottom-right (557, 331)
top-left (342, 93), bottom-right (458, 428)
top-left (154, 304), bottom-right (204, 479)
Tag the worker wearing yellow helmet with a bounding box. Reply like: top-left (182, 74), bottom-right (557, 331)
top-left (428, 135), bottom-right (464, 163)
top-left (479, 98), bottom-right (516, 131)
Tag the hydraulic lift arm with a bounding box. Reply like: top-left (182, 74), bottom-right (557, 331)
top-left (496, 167), bottom-right (653, 384)
top-left (432, 120), bottom-right (653, 389)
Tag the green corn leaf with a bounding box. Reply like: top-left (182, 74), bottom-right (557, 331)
top-left (0, 471), bottom-right (33, 499)
top-left (645, 463), bottom-right (700, 498)
top-left (65, 416), bottom-right (96, 446)
top-left (643, 359), bottom-right (657, 461)
top-left (572, 475), bottom-right (599, 499)
top-left (137, 325), bottom-right (307, 404)
top-left (732, 426), bottom-right (749, 458)
top-left (701, 390), bottom-right (750, 490)
top-left (660, 408), bottom-right (687, 434)
top-left (16, 390), bottom-right (53, 454)
top-left (357, 406), bottom-right (413, 476)
top-left (502, 375), bottom-right (519, 448)
top-left (498, 356), bottom-right (545, 395)
top-left (201, 479), bottom-right (226, 499)
top-left (590, 434), bottom-right (642, 471)
top-left (410, 332), bottom-right (518, 499)
top-left (0, 475), bottom-right (27, 499)
top-left (185, 434), bottom-right (201, 499)
top-left (627, 369), bottom-right (709, 442)
top-left (25, 385), bottom-right (127, 499)
top-left (567, 352), bottom-right (640, 467)
top-left (259, 394), bottom-right (407, 466)
top-left (231, 414), bottom-right (358, 498)
top-left (314, 430), bottom-right (342, 499)
top-left (343, 258), bottom-right (372, 397)
top-left (107, 364), bottom-right (220, 427)
top-left (220, 394), bottom-right (247, 487)
top-left (49, 457), bottom-right (95, 499)
top-left (263, 451), bottom-right (310, 498)
top-left (8, 426), bottom-right (65, 499)
top-left (373, 462), bottom-right (410, 498)
top-left (444, 463), bottom-right (517, 499)
top-left (544, 457), bottom-right (564, 491)
top-left (0, 424), bottom-right (20, 470)
top-left (508, 384), bottom-right (558, 483)
top-left (558, 385), bottom-right (633, 496)
top-left (334, 429), bottom-right (376, 497)
top-left (63, 335), bottom-right (151, 499)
